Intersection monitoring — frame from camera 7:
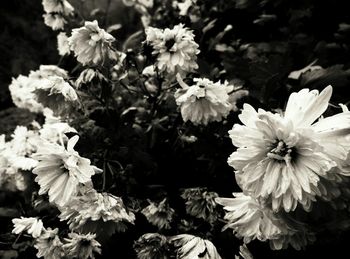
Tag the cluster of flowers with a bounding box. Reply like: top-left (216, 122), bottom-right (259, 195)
top-left (4, 0), bottom-right (350, 258)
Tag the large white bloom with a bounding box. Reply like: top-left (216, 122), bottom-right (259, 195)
top-left (228, 86), bottom-right (350, 212)
top-left (171, 234), bottom-right (222, 259)
top-left (145, 24), bottom-right (200, 76)
top-left (32, 136), bottom-right (97, 207)
top-left (12, 217), bottom-right (45, 238)
top-left (69, 20), bottom-right (118, 66)
top-left (175, 76), bottom-right (233, 125)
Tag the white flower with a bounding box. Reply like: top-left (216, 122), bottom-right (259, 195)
top-left (33, 76), bottom-right (78, 117)
top-left (145, 24), bottom-right (200, 76)
top-left (32, 136), bottom-right (97, 206)
top-left (57, 32), bottom-right (71, 56)
top-left (215, 193), bottom-right (289, 243)
top-left (134, 233), bottom-right (169, 259)
top-left (59, 188), bottom-right (135, 235)
top-left (29, 65), bottom-right (68, 80)
top-left (228, 86), bottom-right (350, 212)
top-left (63, 232), bottom-right (101, 259)
top-left (42, 0), bottom-right (74, 15)
top-left (43, 13), bottom-right (67, 31)
top-left (141, 198), bottom-right (175, 230)
top-left (175, 76), bottom-right (233, 125)
top-left (9, 75), bottom-right (44, 113)
top-left (35, 228), bottom-right (65, 259)
top-left (12, 217), bottom-right (45, 238)
top-left (69, 20), bottom-right (118, 66)
top-left (171, 234), bottom-right (222, 259)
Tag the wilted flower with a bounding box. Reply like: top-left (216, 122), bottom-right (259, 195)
top-left (33, 76), bottom-right (78, 117)
top-left (69, 20), bottom-right (118, 66)
top-left (12, 217), bottom-right (45, 238)
top-left (35, 228), bottom-right (65, 259)
top-left (181, 187), bottom-right (219, 223)
top-left (175, 76), bottom-right (233, 125)
top-left (145, 24), bottom-right (200, 76)
top-left (63, 232), bottom-right (101, 259)
top-left (141, 198), bottom-right (175, 230)
top-left (134, 233), bottom-right (170, 259)
top-left (228, 86), bottom-right (350, 212)
top-left (57, 32), bottom-right (71, 56)
top-left (171, 234), bottom-right (222, 259)
top-left (215, 193), bottom-right (289, 243)
top-left (173, 0), bottom-right (197, 16)
top-left (59, 188), bottom-right (135, 236)
top-left (32, 136), bottom-right (97, 207)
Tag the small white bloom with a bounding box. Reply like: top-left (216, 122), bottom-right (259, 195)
top-left (35, 228), bottom-right (65, 259)
top-left (57, 32), bottom-right (71, 56)
top-left (42, 0), bottom-right (74, 15)
top-left (69, 20), bottom-right (118, 66)
top-left (43, 13), bottom-right (67, 31)
top-left (63, 232), bottom-right (101, 259)
top-left (141, 198), bottom-right (175, 230)
top-left (175, 76), bottom-right (233, 125)
top-left (145, 24), bottom-right (200, 76)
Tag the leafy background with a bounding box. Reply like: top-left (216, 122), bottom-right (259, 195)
top-left (1, 0), bottom-right (350, 258)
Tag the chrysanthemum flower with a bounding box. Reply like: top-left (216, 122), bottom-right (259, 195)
top-left (175, 76), bottom-right (233, 125)
top-left (75, 68), bottom-right (107, 88)
top-left (59, 188), bottom-right (135, 237)
top-left (12, 217), bottom-right (45, 238)
top-left (35, 228), bottom-right (65, 259)
top-left (145, 24), bottom-right (200, 76)
top-left (43, 13), bottom-right (67, 31)
top-left (171, 234), bottom-right (222, 259)
top-left (269, 229), bottom-right (316, 251)
top-left (181, 187), bottom-right (219, 223)
top-left (134, 233), bottom-right (170, 259)
top-left (32, 136), bottom-right (97, 207)
top-left (57, 32), bottom-right (71, 56)
top-left (69, 20), bottom-right (118, 66)
top-left (228, 86), bottom-right (350, 212)
top-left (141, 198), bottom-right (175, 230)
top-left (63, 232), bottom-right (101, 259)
top-left (9, 75), bottom-right (44, 113)
top-left (215, 193), bottom-right (289, 243)
top-left (33, 76), bottom-right (78, 117)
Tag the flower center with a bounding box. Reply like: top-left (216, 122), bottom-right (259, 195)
top-left (165, 38), bottom-right (176, 52)
top-left (267, 140), bottom-right (295, 164)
